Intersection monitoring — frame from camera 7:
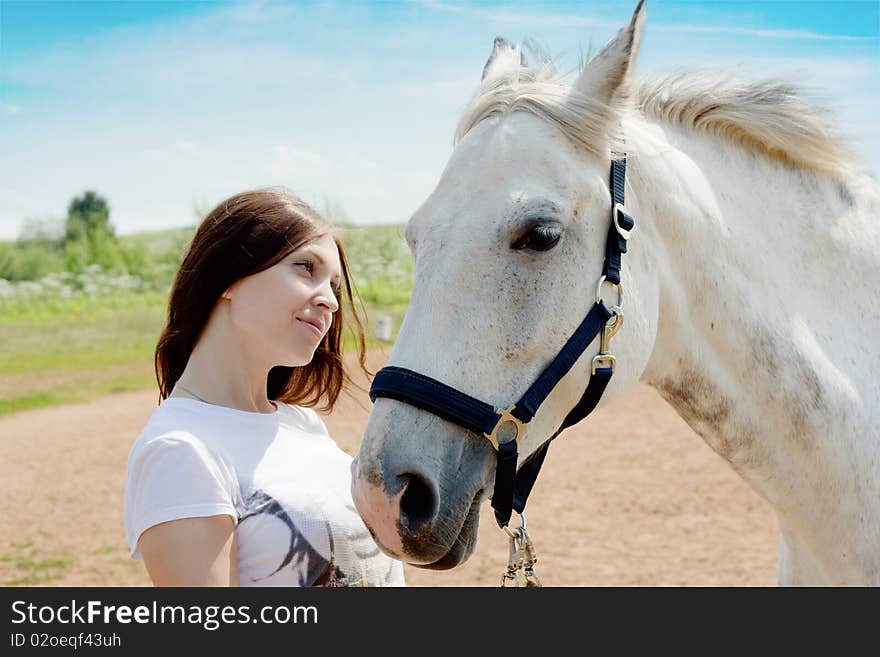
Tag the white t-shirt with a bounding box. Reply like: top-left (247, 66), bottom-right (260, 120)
top-left (124, 396), bottom-right (405, 587)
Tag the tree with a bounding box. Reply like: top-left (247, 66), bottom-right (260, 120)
top-left (65, 190), bottom-right (115, 243)
top-left (60, 191), bottom-right (126, 273)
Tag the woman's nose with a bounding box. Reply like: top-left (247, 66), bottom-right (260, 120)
top-left (317, 286), bottom-right (339, 313)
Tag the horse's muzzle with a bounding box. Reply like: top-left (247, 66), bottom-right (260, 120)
top-left (350, 457), bottom-right (482, 567)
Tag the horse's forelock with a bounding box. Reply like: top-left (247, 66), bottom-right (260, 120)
top-left (454, 59), bottom-right (621, 157)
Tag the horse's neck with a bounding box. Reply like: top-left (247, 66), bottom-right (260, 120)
top-left (628, 117), bottom-right (880, 584)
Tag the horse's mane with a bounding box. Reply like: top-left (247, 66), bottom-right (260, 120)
top-left (636, 73), bottom-right (851, 173)
top-left (456, 56), bottom-right (853, 174)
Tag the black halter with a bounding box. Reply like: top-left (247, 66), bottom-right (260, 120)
top-left (369, 157), bottom-right (635, 528)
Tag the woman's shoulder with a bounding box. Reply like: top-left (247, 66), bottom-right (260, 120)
top-left (130, 398), bottom-right (230, 457)
top-left (127, 404), bottom-right (239, 488)
top-left (275, 402), bottom-right (331, 436)
top-left (129, 410), bottom-right (210, 460)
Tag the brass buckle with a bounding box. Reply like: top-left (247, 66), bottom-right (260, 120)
top-left (613, 202), bottom-right (633, 240)
top-left (484, 404), bottom-right (525, 451)
top-left (591, 354), bottom-right (617, 375)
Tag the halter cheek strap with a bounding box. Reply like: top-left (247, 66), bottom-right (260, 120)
top-left (511, 158), bottom-right (633, 521)
top-left (369, 156), bottom-right (635, 528)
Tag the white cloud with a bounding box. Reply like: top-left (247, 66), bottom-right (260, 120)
top-left (0, 102), bottom-right (22, 115)
top-left (263, 144), bottom-right (438, 224)
top-left (174, 140), bottom-right (200, 155)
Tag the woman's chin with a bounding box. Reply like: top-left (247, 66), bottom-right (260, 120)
top-left (277, 348), bottom-right (319, 368)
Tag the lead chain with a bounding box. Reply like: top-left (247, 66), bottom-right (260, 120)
top-left (519, 527), bottom-right (542, 587)
top-left (501, 529), bottom-right (524, 587)
top-left (500, 526), bottom-right (543, 588)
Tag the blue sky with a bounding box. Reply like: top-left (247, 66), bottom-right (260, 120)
top-left (1, 0), bottom-right (878, 239)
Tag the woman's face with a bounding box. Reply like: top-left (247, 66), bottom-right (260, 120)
top-left (225, 233), bottom-right (342, 368)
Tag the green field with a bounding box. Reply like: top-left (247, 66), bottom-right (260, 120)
top-left (0, 224), bottom-right (412, 415)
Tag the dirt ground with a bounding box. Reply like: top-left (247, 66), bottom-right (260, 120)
top-left (0, 349), bottom-right (778, 587)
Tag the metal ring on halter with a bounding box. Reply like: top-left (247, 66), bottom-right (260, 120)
top-left (595, 275), bottom-right (624, 311)
top-left (502, 512), bottom-right (527, 539)
top-left (484, 404), bottom-right (525, 452)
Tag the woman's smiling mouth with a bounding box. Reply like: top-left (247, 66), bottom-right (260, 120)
top-left (297, 317), bottom-right (323, 338)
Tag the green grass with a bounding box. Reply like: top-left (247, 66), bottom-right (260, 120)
top-left (0, 292), bottom-right (168, 414)
top-left (0, 300), bottom-right (408, 416)
top-left (1, 303), bottom-right (165, 373)
top-left (0, 305), bottom-right (408, 416)
top-left (0, 289), bottom-right (169, 325)
top-left (0, 374), bottom-right (158, 415)
top-left (0, 542), bottom-right (76, 586)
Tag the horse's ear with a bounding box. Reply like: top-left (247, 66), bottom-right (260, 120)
top-left (481, 36), bottom-right (528, 81)
top-left (572, 0), bottom-right (645, 107)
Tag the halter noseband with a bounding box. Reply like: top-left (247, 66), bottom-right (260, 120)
top-left (369, 156), bottom-right (635, 528)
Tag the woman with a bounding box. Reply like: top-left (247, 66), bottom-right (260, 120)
top-left (124, 188), bottom-right (405, 587)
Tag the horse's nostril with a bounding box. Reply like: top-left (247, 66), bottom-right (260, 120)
top-left (398, 472), bottom-right (437, 531)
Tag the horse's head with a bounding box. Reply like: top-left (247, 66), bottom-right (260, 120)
top-left (352, 0), bottom-right (659, 568)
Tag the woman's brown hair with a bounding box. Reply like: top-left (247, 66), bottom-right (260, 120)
top-left (154, 188), bottom-right (369, 412)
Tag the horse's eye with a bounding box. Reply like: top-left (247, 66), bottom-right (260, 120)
top-left (511, 224), bottom-right (562, 252)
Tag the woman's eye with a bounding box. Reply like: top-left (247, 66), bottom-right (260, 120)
top-left (296, 260), bottom-right (314, 273)
top-left (511, 224), bottom-right (562, 252)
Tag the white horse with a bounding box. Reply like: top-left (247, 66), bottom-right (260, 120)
top-left (351, 0), bottom-right (880, 585)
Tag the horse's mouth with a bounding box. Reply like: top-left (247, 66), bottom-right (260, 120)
top-left (404, 489), bottom-right (483, 570)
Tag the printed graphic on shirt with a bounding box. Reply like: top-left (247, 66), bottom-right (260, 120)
top-left (237, 489), bottom-right (399, 587)
top-left (239, 489), bottom-right (341, 586)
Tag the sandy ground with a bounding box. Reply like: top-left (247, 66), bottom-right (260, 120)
top-left (0, 349), bottom-right (778, 587)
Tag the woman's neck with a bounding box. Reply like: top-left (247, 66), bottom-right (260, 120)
top-left (171, 305), bottom-right (277, 414)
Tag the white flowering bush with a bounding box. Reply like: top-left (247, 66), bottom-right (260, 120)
top-left (0, 264), bottom-right (173, 321)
